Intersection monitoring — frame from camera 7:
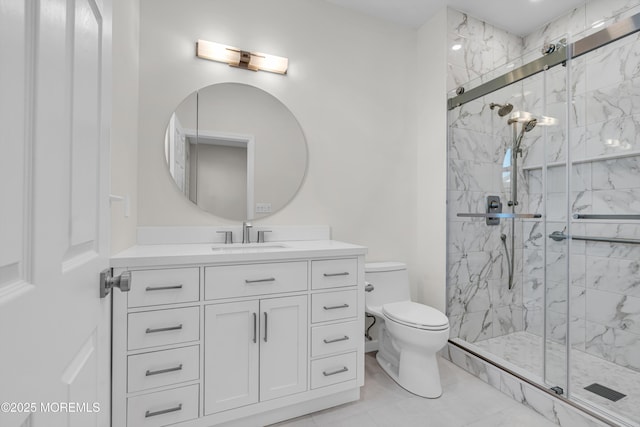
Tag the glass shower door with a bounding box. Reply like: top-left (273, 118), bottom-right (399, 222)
top-left (539, 52), bottom-right (570, 396)
top-left (565, 27), bottom-right (640, 425)
top-left (511, 55), bottom-right (571, 394)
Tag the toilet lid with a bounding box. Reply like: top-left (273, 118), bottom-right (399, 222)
top-left (382, 301), bottom-right (449, 330)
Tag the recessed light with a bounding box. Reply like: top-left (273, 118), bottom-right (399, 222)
top-left (452, 44), bottom-right (462, 51)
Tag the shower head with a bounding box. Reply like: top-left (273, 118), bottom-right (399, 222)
top-left (490, 102), bottom-right (514, 117)
top-left (523, 118), bottom-right (537, 132)
top-left (515, 118), bottom-right (538, 151)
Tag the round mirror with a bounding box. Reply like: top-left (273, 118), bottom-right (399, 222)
top-left (164, 83), bottom-right (308, 220)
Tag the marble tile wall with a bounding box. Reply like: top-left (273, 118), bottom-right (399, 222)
top-left (447, 0), bottom-right (640, 375)
top-left (447, 9), bottom-right (526, 342)
top-left (447, 9), bottom-right (523, 94)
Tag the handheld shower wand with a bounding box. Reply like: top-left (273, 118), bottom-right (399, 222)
top-left (501, 233), bottom-right (514, 290)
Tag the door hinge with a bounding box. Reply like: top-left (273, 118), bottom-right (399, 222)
top-left (100, 269), bottom-right (131, 298)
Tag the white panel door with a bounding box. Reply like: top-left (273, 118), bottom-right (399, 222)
top-left (260, 295), bottom-right (308, 401)
top-left (204, 301), bottom-right (260, 415)
top-left (0, 0), bottom-right (112, 426)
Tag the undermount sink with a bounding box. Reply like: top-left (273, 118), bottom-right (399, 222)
top-left (211, 243), bottom-right (290, 253)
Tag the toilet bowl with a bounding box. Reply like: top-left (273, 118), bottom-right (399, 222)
top-left (365, 262), bottom-right (449, 398)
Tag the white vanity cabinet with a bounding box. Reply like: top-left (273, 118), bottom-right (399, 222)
top-left (111, 240), bottom-right (366, 427)
top-left (204, 295), bottom-right (307, 414)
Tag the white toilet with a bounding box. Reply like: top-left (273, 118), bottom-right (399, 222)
top-left (365, 262), bottom-right (449, 398)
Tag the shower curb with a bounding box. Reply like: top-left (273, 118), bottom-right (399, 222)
top-left (441, 341), bottom-right (622, 427)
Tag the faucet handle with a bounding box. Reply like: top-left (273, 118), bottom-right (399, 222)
top-left (256, 230), bottom-right (272, 243)
top-left (242, 221), bottom-right (253, 244)
top-left (217, 230), bottom-right (233, 244)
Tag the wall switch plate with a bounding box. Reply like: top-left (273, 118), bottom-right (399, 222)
top-left (255, 203), bottom-right (272, 213)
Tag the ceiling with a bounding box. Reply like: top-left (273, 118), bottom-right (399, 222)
top-left (323, 0), bottom-right (587, 36)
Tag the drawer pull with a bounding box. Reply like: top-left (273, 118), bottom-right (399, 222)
top-left (145, 324), bottom-right (183, 334)
top-left (245, 277), bottom-right (276, 284)
top-left (145, 403), bottom-right (183, 418)
top-left (323, 272), bottom-right (350, 277)
top-left (323, 304), bottom-right (349, 310)
top-left (146, 284), bottom-right (183, 291)
top-left (145, 364), bottom-right (183, 376)
top-left (323, 335), bottom-right (350, 344)
top-left (323, 366), bottom-right (348, 377)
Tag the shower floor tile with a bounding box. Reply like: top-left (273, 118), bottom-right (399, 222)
top-left (473, 331), bottom-right (640, 424)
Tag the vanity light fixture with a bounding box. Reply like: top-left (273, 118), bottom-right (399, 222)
top-left (196, 39), bottom-right (288, 74)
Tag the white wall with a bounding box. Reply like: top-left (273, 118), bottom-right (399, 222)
top-left (196, 144), bottom-right (247, 220)
top-left (414, 9), bottom-right (449, 312)
top-left (137, 0), bottom-right (420, 267)
top-left (111, 0), bottom-right (140, 253)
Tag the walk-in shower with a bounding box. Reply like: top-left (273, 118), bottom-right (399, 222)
top-left (447, 9), bottom-right (640, 426)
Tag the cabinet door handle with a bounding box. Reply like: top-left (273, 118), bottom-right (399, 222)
top-left (146, 284), bottom-right (183, 291)
top-left (323, 366), bottom-right (348, 377)
top-left (145, 364), bottom-right (183, 376)
top-left (263, 312), bottom-right (268, 342)
top-left (245, 277), bottom-right (276, 284)
top-left (145, 324), bottom-right (183, 334)
top-left (145, 404), bottom-right (182, 418)
top-left (323, 304), bottom-right (349, 310)
top-left (253, 312), bottom-right (257, 344)
top-left (323, 272), bottom-right (349, 277)
top-left (323, 335), bottom-right (350, 344)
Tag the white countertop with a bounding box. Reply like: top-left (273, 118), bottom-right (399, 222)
top-left (111, 240), bottom-right (368, 268)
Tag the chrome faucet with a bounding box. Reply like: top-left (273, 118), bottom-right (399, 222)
top-left (242, 221), bottom-right (252, 244)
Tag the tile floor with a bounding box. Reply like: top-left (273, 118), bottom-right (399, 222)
top-left (473, 331), bottom-right (640, 423)
top-left (270, 352), bottom-right (558, 427)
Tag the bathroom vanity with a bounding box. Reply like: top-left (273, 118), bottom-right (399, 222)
top-left (110, 232), bottom-right (366, 427)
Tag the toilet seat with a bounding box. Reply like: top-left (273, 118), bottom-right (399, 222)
top-left (382, 301), bottom-right (449, 331)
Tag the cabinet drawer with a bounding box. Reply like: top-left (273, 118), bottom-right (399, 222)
top-left (128, 268), bottom-right (199, 308)
top-left (205, 262), bottom-right (307, 300)
top-left (128, 345), bottom-right (199, 393)
top-left (311, 290), bottom-right (357, 323)
top-left (311, 258), bottom-right (357, 290)
top-left (128, 307), bottom-right (199, 350)
top-left (311, 352), bottom-right (357, 389)
top-left (311, 321), bottom-right (359, 357)
top-left (127, 384), bottom-right (198, 427)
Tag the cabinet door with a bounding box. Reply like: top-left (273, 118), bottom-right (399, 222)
top-left (204, 301), bottom-right (259, 415)
top-left (260, 295), bottom-right (308, 401)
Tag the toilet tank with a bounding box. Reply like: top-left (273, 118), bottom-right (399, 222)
top-left (365, 262), bottom-right (411, 311)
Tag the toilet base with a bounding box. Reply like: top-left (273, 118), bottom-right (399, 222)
top-left (376, 351), bottom-right (443, 399)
